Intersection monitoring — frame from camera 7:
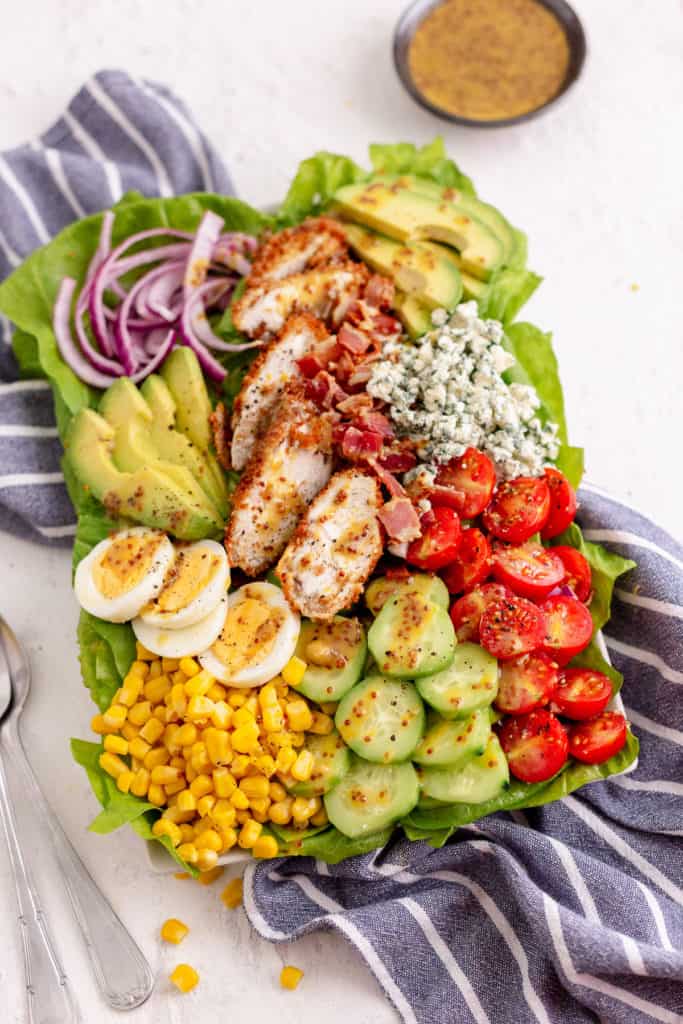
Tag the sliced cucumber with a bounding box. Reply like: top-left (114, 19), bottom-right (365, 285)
top-left (292, 617), bottom-right (367, 702)
top-left (365, 573), bottom-right (449, 616)
top-left (416, 642), bottom-right (499, 719)
top-left (417, 735), bottom-right (509, 803)
top-left (368, 592), bottom-right (456, 679)
top-left (324, 756), bottom-right (419, 838)
top-left (287, 731), bottom-right (352, 797)
top-left (336, 676), bottom-right (425, 764)
top-left (412, 709), bottom-right (491, 769)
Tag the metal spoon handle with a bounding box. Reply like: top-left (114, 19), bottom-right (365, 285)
top-left (0, 746), bottom-right (79, 1024)
top-left (2, 722), bottom-right (154, 1011)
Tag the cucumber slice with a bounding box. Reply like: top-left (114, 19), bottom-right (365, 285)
top-left (336, 676), bottom-right (425, 764)
top-left (365, 573), bottom-right (449, 616)
top-left (416, 642), bottom-right (499, 719)
top-left (368, 592), bottom-right (456, 679)
top-left (287, 731), bottom-right (352, 797)
top-left (417, 735), bottom-right (509, 803)
top-left (412, 709), bottom-right (491, 768)
top-left (292, 617), bottom-right (367, 702)
top-left (324, 756), bottom-right (419, 838)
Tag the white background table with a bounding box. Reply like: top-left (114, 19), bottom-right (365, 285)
top-left (0, 1), bottom-right (681, 1020)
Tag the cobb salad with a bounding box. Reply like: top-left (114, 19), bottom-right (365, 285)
top-left (0, 138), bottom-right (637, 874)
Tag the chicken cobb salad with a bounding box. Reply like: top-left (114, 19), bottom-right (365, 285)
top-left (0, 139), bottom-right (637, 875)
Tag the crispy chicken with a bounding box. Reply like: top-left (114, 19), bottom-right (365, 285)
top-left (248, 217), bottom-right (349, 286)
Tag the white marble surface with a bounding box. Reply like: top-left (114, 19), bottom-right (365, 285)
top-left (0, 1), bottom-right (681, 1020)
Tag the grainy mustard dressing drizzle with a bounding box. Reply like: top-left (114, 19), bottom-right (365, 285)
top-left (408, 0), bottom-right (571, 121)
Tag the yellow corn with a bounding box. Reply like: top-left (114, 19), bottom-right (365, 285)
top-left (239, 775), bottom-right (270, 800)
top-left (151, 765), bottom-right (183, 786)
top-left (231, 723), bottom-right (260, 754)
top-left (235, 809), bottom-right (250, 825)
top-left (186, 695), bottom-right (214, 722)
top-left (213, 768), bottom-right (237, 798)
top-left (268, 798), bottom-right (293, 826)
top-left (103, 734), bottom-right (128, 755)
top-left (116, 770), bottom-right (134, 794)
top-left (147, 783), bottom-right (166, 807)
top-left (162, 805), bottom-right (195, 825)
top-left (227, 690), bottom-right (247, 709)
top-left (128, 701), bottom-right (152, 726)
top-left (310, 806), bottom-right (328, 827)
top-left (102, 704), bottom-right (127, 729)
top-left (121, 721), bottom-right (139, 741)
top-left (136, 642), bottom-right (155, 661)
top-left (185, 670), bottom-right (214, 698)
top-left (144, 747), bottom-right (170, 770)
top-left (280, 965), bottom-right (304, 991)
top-left (210, 700), bottom-right (232, 729)
top-left (289, 732), bottom-right (305, 748)
top-left (129, 736), bottom-right (152, 761)
top-left (285, 699), bottom-right (313, 732)
top-left (196, 794), bottom-right (216, 818)
top-left (143, 674), bottom-right (171, 704)
top-left (211, 800), bottom-right (237, 829)
top-left (179, 657), bottom-right (199, 677)
top-left (130, 767), bottom-right (150, 797)
top-left (249, 798), bottom-right (271, 821)
top-left (219, 826), bottom-right (238, 852)
top-left (152, 819), bottom-right (182, 846)
top-left (177, 824), bottom-right (195, 844)
top-left (252, 835), bottom-right (279, 859)
top-left (207, 682), bottom-right (227, 702)
top-left (254, 754), bottom-right (276, 778)
top-left (170, 683), bottom-right (187, 716)
top-left (90, 713), bottom-right (116, 735)
top-left (99, 752), bottom-right (127, 779)
top-left (139, 717), bottom-right (165, 745)
top-left (221, 877), bottom-right (243, 909)
top-left (165, 779), bottom-right (186, 797)
top-left (195, 828), bottom-right (222, 852)
top-left (164, 724), bottom-right (182, 755)
top-left (189, 774), bottom-right (213, 799)
top-left (261, 704), bottom-right (284, 733)
top-left (269, 781), bottom-right (287, 802)
top-left (176, 722), bottom-right (198, 747)
top-left (237, 819), bottom-right (262, 849)
top-left (177, 789), bottom-right (197, 813)
top-left (229, 788), bottom-right (249, 810)
top-left (177, 842), bottom-right (198, 865)
top-left (229, 754), bottom-right (250, 779)
top-left (162, 657), bottom-right (180, 673)
top-left (258, 682), bottom-right (279, 708)
top-left (169, 964), bottom-right (199, 993)
top-left (204, 728), bottom-right (231, 766)
top-left (282, 656), bottom-right (307, 688)
top-left (119, 676), bottom-right (143, 707)
top-left (291, 749), bottom-right (314, 782)
top-left (231, 706), bottom-right (253, 729)
top-left (196, 849), bottom-right (218, 871)
top-left (161, 918), bottom-right (189, 944)
top-left (309, 711), bottom-right (334, 735)
top-left (197, 865), bottom-right (224, 886)
top-left (291, 796), bottom-right (320, 824)
top-left (148, 660), bottom-right (162, 678)
top-left (276, 747), bottom-right (297, 774)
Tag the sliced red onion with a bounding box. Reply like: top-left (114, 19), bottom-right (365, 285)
top-left (130, 329), bottom-right (176, 382)
top-left (53, 278), bottom-right (123, 388)
top-left (548, 584), bottom-right (578, 600)
top-left (182, 280), bottom-right (260, 353)
top-left (184, 211), bottom-right (224, 292)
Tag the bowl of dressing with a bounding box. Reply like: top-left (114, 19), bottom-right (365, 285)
top-left (394, 0), bottom-right (586, 127)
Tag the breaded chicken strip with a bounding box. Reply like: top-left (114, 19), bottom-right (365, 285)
top-left (225, 387), bottom-right (333, 576)
top-left (248, 217), bottom-right (348, 286)
top-left (277, 468), bottom-right (383, 620)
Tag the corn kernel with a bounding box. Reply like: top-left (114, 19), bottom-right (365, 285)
top-left (197, 794), bottom-right (216, 818)
top-left (174, 871), bottom-right (190, 880)
top-left (261, 704), bottom-right (284, 733)
top-left (179, 657), bottom-right (199, 678)
top-left (231, 723), bottom-right (260, 754)
top-left (244, 695), bottom-right (259, 717)
top-left (310, 807), bottom-right (328, 827)
top-left (148, 783), bottom-right (166, 806)
top-left (291, 749), bottom-right (314, 782)
top-left (177, 789), bottom-right (197, 813)
top-left (164, 724), bottom-right (182, 755)
top-left (211, 800), bottom-right (237, 829)
top-left (207, 682), bottom-right (227, 702)
top-left (238, 819), bottom-right (262, 849)
top-left (116, 770), bottom-right (134, 794)
top-left (285, 699), bottom-right (313, 732)
top-left (191, 751), bottom-right (211, 776)
top-left (213, 767), bottom-right (237, 799)
top-left (164, 779), bottom-right (186, 797)
top-left (130, 767), bottom-right (150, 797)
top-left (268, 731), bottom-right (293, 750)
top-left (128, 701), bottom-right (152, 726)
top-left (309, 711), bottom-right (334, 735)
top-left (176, 722), bottom-right (198, 747)
top-left (282, 656), bottom-right (307, 688)
top-left (152, 819), bottom-right (182, 846)
top-left (210, 700), bottom-right (232, 730)
top-left (139, 717), bottom-right (165, 745)
top-left (162, 805), bottom-right (195, 825)
top-left (196, 849), bottom-right (219, 872)
top-left (276, 747), bottom-right (297, 774)
top-left (219, 826), bottom-right (238, 852)
top-left (230, 788), bottom-right (250, 810)
top-left (185, 670), bottom-right (214, 698)
top-left (148, 660), bottom-right (162, 678)
top-left (103, 734), bottom-right (128, 756)
top-left (170, 963), bottom-right (199, 993)
top-left (197, 865), bottom-right (224, 886)
top-left (280, 965), bottom-right (304, 991)
top-left (119, 676), bottom-right (143, 708)
top-left (221, 878), bottom-right (243, 909)
top-left (230, 754), bottom-right (250, 779)
top-left (253, 754), bottom-right (275, 778)
top-left (143, 674), bottom-right (171, 704)
top-left (291, 796), bottom-right (319, 824)
top-left (162, 657), bottom-right (180, 673)
top-left (252, 835), bottom-right (279, 859)
top-left (195, 828), bottom-right (222, 852)
top-left (258, 682), bottom-right (279, 708)
top-left (151, 765), bottom-right (183, 786)
top-left (230, 705), bottom-right (252, 728)
top-left (192, 816), bottom-right (213, 836)
top-left (144, 747), bottom-right (170, 770)
top-left (239, 775), bottom-right (270, 800)
top-left (99, 751), bottom-right (127, 779)
top-left (103, 704), bottom-right (127, 729)
top-left (178, 824), bottom-right (195, 844)
top-left (205, 728), bottom-right (231, 766)
top-left (227, 690), bottom-right (247, 709)
top-left (161, 918), bottom-right (189, 944)
top-left (177, 843), bottom-right (198, 865)
top-left (90, 713), bottom-right (116, 735)
top-left (170, 683), bottom-right (187, 716)
top-left (289, 732), bottom-right (305, 748)
top-left (268, 781), bottom-right (287, 802)
top-left (268, 798), bottom-right (293, 825)
top-left (128, 736), bottom-right (151, 761)
top-left (184, 762), bottom-right (197, 784)
top-left (235, 809), bottom-right (250, 825)
top-left (249, 799), bottom-right (271, 821)
top-left (189, 774), bottom-right (213, 799)
top-left (121, 721), bottom-right (139, 741)
top-left (136, 642), bottom-right (155, 661)
top-left (186, 695), bottom-right (214, 723)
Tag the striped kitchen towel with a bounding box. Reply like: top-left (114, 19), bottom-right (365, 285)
top-left (246, 488), bottom-right (683, 1024)
top-left (0, 68), bottom-right (233, 542)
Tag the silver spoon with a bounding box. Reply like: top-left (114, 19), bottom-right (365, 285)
top-left (0, 617), bottom-right (155, 1012)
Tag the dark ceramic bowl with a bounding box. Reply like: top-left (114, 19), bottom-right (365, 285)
top-left (393, 0), bottom-right (587, 127)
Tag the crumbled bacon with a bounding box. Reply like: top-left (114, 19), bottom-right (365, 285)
top-left (341, 426), bottom-right (384, 461)
top-left (378, 497), bottom-right (422, 543)
top-left (363, 274), bottom-right (395, 311)
top-left (356, 410), bottom-right (394, 439)
top-left (336, 393), bottom-right (374, 416)
top-left (367, 457), bottom-right (407, 498)
top-left (305, 370), bottom-right (348, 409)
top-left (338, 323), bottom-right (371, 356)
top-left (406, 481), bottom-right (466, 512)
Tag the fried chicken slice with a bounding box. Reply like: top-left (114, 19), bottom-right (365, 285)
top-left (225, 386), bottom-right (333, 576)
top-left (248, 217), bottom-right (349, 286)
top-left (277, 468), bottom-right (383, 621)
top-left (230, 312), bottom-right (329, 472)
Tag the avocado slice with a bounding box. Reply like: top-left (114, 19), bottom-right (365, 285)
top-left (334, 182), bottom-right (503, 281)
top-left (343, 223), bottom-right (462, 310)
top-left (393, 292), bottom-right (432, 339)
top-left (419, 243), bottom-right (489, 303)
top-left (160, 347), bottom-right (214, 452)
top-left (141, 374), bottom-right (229, 517)
top-left (65, 409), bottom-right (222, 540)
top-left (98, 379), bottom-right (223, 529)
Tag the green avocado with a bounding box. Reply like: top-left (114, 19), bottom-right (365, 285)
top-left (393, 291), bottom-right (433, 339)
top-left (140, 374), bottom-right (229, 517)
top-left (421, 243), bottom-right (490, 303)
top-left (160, 347), bottom-right (214, 452)
top-left (64, 409), bottom-right (222, 540)
top-left (334, 181), bottom-right (503, 281)
top-left (342, 223), bottom-right (462, 310)
top-left (98, 379), bottom-right (223, 529)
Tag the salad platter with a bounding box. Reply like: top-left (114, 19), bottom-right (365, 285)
top-left (0, 138), bottom-right (638, 874)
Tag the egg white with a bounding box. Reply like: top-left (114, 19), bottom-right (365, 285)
top-left (199, 581), bottom-right (300, 688)
top-left (74, 528), bottom-right (175, 623)
top-left (137, 540), bottom-right (230, 631)
top-left (132, 593), bottom-right (228, 658)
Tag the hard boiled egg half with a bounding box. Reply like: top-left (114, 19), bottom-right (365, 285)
top-left (199, 582), bottom-right (300, 688)
top-left (74, 528), bottom-right (175, 623)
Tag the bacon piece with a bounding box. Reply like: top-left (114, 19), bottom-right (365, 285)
top-left (340, 426), bottom-right (384, 461)
top-left (338, 323), bottom-right (371, 356)
top-left (367, 457), bottom-right (407, 498)
top-left (356, 410), bottom-right (394, 439)
top-left (363, 273), bottom-right (395, 311)
top-left (378, 497), bottom-right (422, 543)
top-left (377, 447), bottom-right (418, 473)
top-left (209, 402), bottom-right (232, 471)
top-left (305, 370), bottom-right (348, 409)
top-left (336, 393), bottom-right (374, 416)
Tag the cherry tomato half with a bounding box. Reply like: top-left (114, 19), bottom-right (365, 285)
top-left (435, 447), bottom-right (496, 518)
top-left (495, 652), bottom-right (559, 715)
top-left (551, 668), bottom-right (613, 720)
top-left (482, 476), bottom-right (551, 544)
top-left (568, 711), bottom-right (627, 764)
top-left (479, 594), bottom-right (546, 661)
top-left (499, 709), bottom-right (569, 783)
top-left (441, 528), bottom-right (492, 595)
top-left (552, 546), bottom-right (592, 603)
top-left (539, 594), bottom-right (594, 666)
top-left (541, 468), bottom-right (578, 540)
top-left (449, 582), bottom-right (510, 642)
top-left (491, 540), bottom-right (565, 601)
top-left (406, 506), bottom-right (462, 572)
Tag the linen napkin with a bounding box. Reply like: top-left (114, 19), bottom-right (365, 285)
top-left (0, 69), bottom-right (233, 542)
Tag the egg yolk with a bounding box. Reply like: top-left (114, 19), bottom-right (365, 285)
top-left (92, 533), bottom-right (165, 599)
top-left (148, 546), bottom-right (222, 615)
top-left (212, 596), bottom-right (284, 675)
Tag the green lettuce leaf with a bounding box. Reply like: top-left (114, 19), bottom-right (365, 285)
top-left (278, 151), bottom-right (367, 225)
top-left (479, 268), bottom-right (542, 326)
top-left (368, 137), bottom-right (475, 195)
top-left (77, 611), bottom-right (136, 712)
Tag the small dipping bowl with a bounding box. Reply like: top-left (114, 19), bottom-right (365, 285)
top-left (394, 0), bottom-right (586, 127)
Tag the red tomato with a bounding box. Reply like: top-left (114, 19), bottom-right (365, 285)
top-left (435, 447), bottom-right (496, 518)
top-left (479, 594), bottom-right (546, 661)
top-left (552, 546), bottom-right (592, 603)
top-left (441, 528), bottom-right (491, 595)
top-left (499, 709), bottom-right (569, 783)
top-left (551, 668), bottom-right (613, 720)
top-left (541, 468), bottom-right (578, 540)
top-left (568, 712), bottom-right (627, 764)
top-left (482, 476), bottom-right (551, 544)
top-left (495, 652), bottom-right (559, 715)
top-left (539, 594), bottom-right (594, 666)
top-left (449, 582), bottom-right (510, 642)
top-left (406, 506), bottom-right (462, 572)
top-left (491, 540), bottom-right (565, 600)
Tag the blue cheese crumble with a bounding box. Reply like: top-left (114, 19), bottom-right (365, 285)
top-left (367, 301), bottom-right (560, 479)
